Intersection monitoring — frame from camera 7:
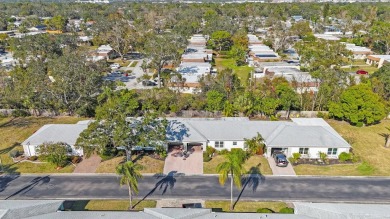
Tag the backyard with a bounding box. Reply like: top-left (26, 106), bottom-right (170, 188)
top-left (203, 155), bottom-right (272, 175)
top-left (0, 116), bottom-right (86, 174)
top-left (215, 57), bottom-right (254, 86)
top-left (294, 119), bottom-right (390, 176)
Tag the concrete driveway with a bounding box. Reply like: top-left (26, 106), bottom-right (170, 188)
top-left (267, 157), bottom-right (296, 176)
top-left (163, 150), bottom-right (203, 175)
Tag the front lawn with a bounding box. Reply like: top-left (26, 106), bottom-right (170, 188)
top-left (95, 155), bottom-right (164, 174)
top-left (215, 57), bottom-right (253, 86)
top-left (0, 116), bottom-right (86, 174)
top-left (294, 119), bottom-right (390, 176)
top-left (67, 199), bottom-right (156, 211)
top-left (205, 200), bottom-right (288, 212)
top-left (203, 155), bottom-right (272, 175)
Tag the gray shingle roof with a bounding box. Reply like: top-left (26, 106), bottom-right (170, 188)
top-left (22, 124), bottom-right (89, 146)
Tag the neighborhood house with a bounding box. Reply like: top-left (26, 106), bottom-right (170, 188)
top-left (22, 118), bottom-right (350, 160)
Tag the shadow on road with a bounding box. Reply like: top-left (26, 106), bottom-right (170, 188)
top-left (133, 171), bottom-right (184, 208)
top-left (233, 165), bottom-right (266, 209)
top-left (5, 175), bottom-right (50, 200)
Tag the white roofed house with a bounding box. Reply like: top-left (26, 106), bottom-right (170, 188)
top-left (165, 118), bottom-right (351, 160)
top-left (22, 121), bottom-right (91, 157)
top-left (366, 55), bottom-right (390, 68)
top-left (342, 43), bottom-right (373, 60)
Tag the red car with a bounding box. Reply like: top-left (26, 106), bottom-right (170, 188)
top-left (356, 69), bottom-right (368, 75)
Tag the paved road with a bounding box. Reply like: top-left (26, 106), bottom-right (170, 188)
top-left (1, 174), bottom-right (390, 203)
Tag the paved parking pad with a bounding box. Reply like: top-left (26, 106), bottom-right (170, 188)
top-left (163, 151), bottom-right (203, 175)
top-left (267, 157), bottom-right (296, 176)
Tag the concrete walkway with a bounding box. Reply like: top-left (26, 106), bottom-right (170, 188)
top-left (267, 157), bottom-right (296, 176)
top-left (73, 154), bottom-right (102, 173)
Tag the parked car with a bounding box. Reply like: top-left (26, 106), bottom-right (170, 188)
top-left (111, 70), bottom-right (123, 76)
top-left (110, 63), bottom-right (120, 69)
top-left (142, 80), bottom-right (157, 86)
top-left (356, 69), bottom-right (368, 75)
top-left (274, 153), bottom-right (289, 167)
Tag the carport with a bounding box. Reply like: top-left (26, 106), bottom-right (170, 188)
top-left (186, 142), bottom-right (203, 152)
top-left (167, 142), bottom-right (184, 152)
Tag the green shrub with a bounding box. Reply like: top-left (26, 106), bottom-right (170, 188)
top-left (319, 152), bottom-right (328, 162)
top-left (218, 149), bottom-right (229, 155)
top-left (11, 109), bottom-right (30, 117)
top-left (355, 122), bottom-right (364, 127)
top-left (256, 208), bottom-right (274, 213)
top-left (9, 150), bottom-right (20, 158)
top-left (317, 112), bottom-right (329, 119)
top-left (279, 207), bottom-right (294, 214)
top-left (203, 153), bottom-right (212, 162)
top-left (206, 146), bottom-right (216, 157)
top-left (28, 156), bottom-right (38, 161)
top-left (338, 152), bottom-right (352, 162)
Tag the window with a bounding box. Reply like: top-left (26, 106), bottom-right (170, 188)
top-left (327, 148), bottom-right (337, 155)
top-left (215, 141), bottom-right (224, 148)
top-left (233, 142), bottom-right (237, 146)
top-left (299, 148), bottom-right (309, 155)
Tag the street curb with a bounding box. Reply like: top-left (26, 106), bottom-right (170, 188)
top-left (3, 173), bottom-right (390, 179)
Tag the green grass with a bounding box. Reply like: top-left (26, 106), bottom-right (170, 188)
top-left (67, 199), bottom-right (156, 211)
top-left (341, 66), bottom-right (378, 74)
top-left (205, 200), bottom-right (288, 212)
top-left (203, 155), bottom-right (272, 175)
top-left (95, 155), bottom-right (164, 174)
top-left (215, 57), bottom-right (254, 86)
top-left (130, 61), bottom-right (138, 67)
top-left (0, 117), bottom-right (86, 174)
top-left (294, 119), bottom-right (390, 176)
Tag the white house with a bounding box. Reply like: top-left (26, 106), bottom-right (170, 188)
top-left (366, 55), bottom-right (390, 68)
top-left (165, 117), bottom-right (351, 159)
top-left (22, 121), bottom-right (91, 157)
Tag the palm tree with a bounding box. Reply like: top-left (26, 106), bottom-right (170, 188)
top-left (216, 152), bottom-right (245, 211)
top-left (244, 133), bottom-right (265, 155)
top-left (116, 161), bottom-right (143, 210)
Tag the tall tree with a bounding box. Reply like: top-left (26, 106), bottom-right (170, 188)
top-left (37, 142), bottom-right (69, 168)
top-left (116, 161), bottom-right (143, 210)
top-left (208, 30), bottom-right (232, 52)
top-left (217, 151), bottom-right (245, 210)
top-left (144, 34), bottom-right (184, 88)
top-left (329, 84), bottom-right (386, 126)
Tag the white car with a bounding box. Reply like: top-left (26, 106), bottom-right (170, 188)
top-left (110, 63), bottom-right (120, 69)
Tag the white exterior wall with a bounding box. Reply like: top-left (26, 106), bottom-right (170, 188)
top-left (209, 140), bottom-right (246, 151)
top-left (23, 144), bottom-right (83, 156)
top-left (288, 147), bottom-right (349, 159)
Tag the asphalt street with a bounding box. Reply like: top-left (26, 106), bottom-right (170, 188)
top-left (1, 174), bottom-right (390, 203)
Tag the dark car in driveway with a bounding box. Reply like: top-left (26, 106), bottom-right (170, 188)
top-left (273, 153), bottom-right (289, 167)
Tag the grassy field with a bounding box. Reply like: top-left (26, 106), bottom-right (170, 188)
top-left (204, 155), bottom-right (272, 175)
top-left (130, 61), bottom-right (138, 67)
top-left (205, 200), bottom-right (288, 212)
top-left (0, 117), bottom-right (86, 174)
top-left (341, 66), bottom-right (378, 74)
top-left (294, 119), bottom-right (390, 176)
top-left (68, 199), bottom-right (156, 211)
top-left (215, 57), bottom-right (254, 86)
top-left (96, 155), bottom-right (164, 174)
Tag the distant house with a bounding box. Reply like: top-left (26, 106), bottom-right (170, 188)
top-left (366, 55), bottom-right (390, 68)
top-left (291, 15), bottom-right (304, 22)
top-left (165, 118), bottom-right (351, 159)
top-left (342, 43), bottom-right (372, 60)
top-left (95, 44), bottom-right (115, 60)
top-left (22, 121), bottom-right (92, 157)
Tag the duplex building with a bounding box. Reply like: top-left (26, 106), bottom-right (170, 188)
top-left (22, 118), bottom-right (350, 160)
top-left (366, 55), bottom-right (390, 68)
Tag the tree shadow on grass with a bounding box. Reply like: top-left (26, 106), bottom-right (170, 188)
top-left (0, 142), bottom-right (20, 155)
top-left (62, 200), bottom-right (90, 211)
top-left (133, 171), bottom-right (184, 208)
top-left (233, 164), bottom-right (266, 209)
top-left (378, 132), bottom-right (390, 148)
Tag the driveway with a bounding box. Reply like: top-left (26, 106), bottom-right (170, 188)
top-left (267, 157), bottom-right (296, 176)
top-left (163, 149), bottom-right (203, 175)
top-left (73, 154), bottom-right (102, 173)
